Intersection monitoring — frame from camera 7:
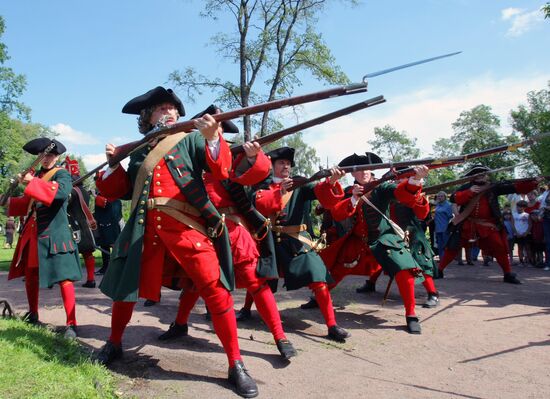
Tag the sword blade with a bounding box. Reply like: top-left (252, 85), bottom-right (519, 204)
top-left (363, 51), bottom-right (462, 80)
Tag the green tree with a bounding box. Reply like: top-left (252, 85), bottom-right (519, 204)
top-left (425, 137), bottom-right (460, 186)
top-left (543, 2), bottom-right (550, 18)
top-left (169, 0), bottom-right (352, 142)
top-left (510, 82), bottom-right (550, 174)
top-left (0, 16), bottom-right (30, 120)
top-left (450, 104), bottom-right (521, 177)
top-left (367, 125), bottom-right (420, 161)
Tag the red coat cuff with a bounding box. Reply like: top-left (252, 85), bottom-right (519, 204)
top-left (330, 197), bottom-right (357, 222)
top-left (230, 151), bottom-right (271, 185)
top-left (8, 196), bottom-right (32, 216)
top-left (314, 180), bottom-right (345, 210)
top-left (96, 166), bottom-right (131, 200)
top-left (24, 177), bottom-right (58, 206)
top-left (255, 186), bottom-right (283, 216)
top-left (454, 188), bottom-right (475, 205)
top-left (206, 134), bottom-right (232, 180)
top-left (394, 179), bottom-right (422, 208)
top-left (514, 179), bottom-right (539, 194)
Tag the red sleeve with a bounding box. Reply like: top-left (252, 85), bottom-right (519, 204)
top-left (230, 151), bottom-right (271, 186)
top-left (514, 180), bottom-right (539, 195)
top-left (314, 180), bottom-right (345, 210)
top-left (95, 166), bottom-right (132, 201)
top-left (205, 134), bottom-right (232, 180)
top-left (330, 197), bottom-right (357, 222)
top-left (8, 196), bottom-right (32, 217)
top-left (255, 185), bottom-right (283, 216)
top-left (454, 188), bottom-right (475, 205)
top-left (23, 177), bottom-right (59, 206)
top-left (394, 179), bottom-right (421, 206)
top-left (412, 195), bottom-right (430, 220)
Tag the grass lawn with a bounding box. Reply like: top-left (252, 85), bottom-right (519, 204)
top-left (0, 317), bottom-right (120, 398)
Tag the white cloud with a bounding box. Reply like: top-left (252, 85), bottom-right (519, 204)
top-left (501, 7), bottom-right (544, 37)
top-left (50, 123), bottom-right (99, 145)
top-left (302, 74), bottom-right (550, 168)
top-left (82, 153), bottom-right (129, 172)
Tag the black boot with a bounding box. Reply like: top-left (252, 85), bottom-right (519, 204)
top-left (95, 267), bottom-right (107, 276)
top-left (356, 280), bottom-right (376, 293)
top-left (22, 311), bottom-right (39, 325)
top-left (158, 322), bottom-right (188, 341)
top-left (406, 316), bottom-right (422, 334)
top-left (228, 360), bottom-right (259, 398)
top-left (94, 341), bottom-right (123, 366)
top-left (276, 339), bottom-right (297, 360)
top-left (422, 293), bottom-right (440, 308)
top-left (434, 269), bottom-right (444, 279)
top-left (82, 280), bottom-right (96, 288)
top-left (503, 272), bottom-right (521, 284)
top-left (300, 297), bottom-right (318, 309)
top-left (327, 325), bottom-right (351, 342)
top-left (144, 299), bottom-right (158, 307)
top-left (235, 307), bottom-right (252, 321)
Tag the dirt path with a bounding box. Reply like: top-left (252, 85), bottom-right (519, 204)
top-left (1, 261), bottom-right (549, 399)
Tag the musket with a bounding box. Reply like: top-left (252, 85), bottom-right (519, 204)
top-left (423, 163), bottom-right (529, 195)
top-left (291, 132), bottom-right (550, 189)
top-left (381, 276), bottom-right (394, 306)
top-left (107, 83), bottom-right (370, 167)
top-left (72, 96), bottom-right (387, 186)
top-left (0, 142), bottom-right (56, 207)
top-left (229, 96), bottom-right (386, 155)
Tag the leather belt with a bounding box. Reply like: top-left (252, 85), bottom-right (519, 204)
top-left (272, 224), bottom-right (307, 234)
top-left (147, 197), bottom-right (201, 217)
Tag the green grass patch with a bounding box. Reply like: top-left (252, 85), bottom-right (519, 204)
top-left (0, 317), bottom-right (120, 398)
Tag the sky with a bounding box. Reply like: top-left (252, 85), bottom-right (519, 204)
top-left (2, 0), bottom-right (549, 171)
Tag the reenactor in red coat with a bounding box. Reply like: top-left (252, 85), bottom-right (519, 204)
top-left (252, 146), bottom-right (351, 342)
top-left (438, 165), bottom-right (540, 285)
top-left (5, 138), bottom-right (82, 338)
top-left (94, 87), bottom-right (258, 398)
top-left (158, 105), bottom-right (297, 360)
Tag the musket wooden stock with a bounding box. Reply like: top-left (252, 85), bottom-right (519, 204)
top-left (230, 95), bottom-right (385, 155)
top-left (108, 82), bottom-right (368, 167)
top-left (291, 133), bottom-right (550, 189)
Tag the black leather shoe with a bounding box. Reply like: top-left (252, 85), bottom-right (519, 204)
top-left (276, 339), bottom-right (297, 360)
top-left (503, 272), bottom-right (521, 284)
top-left (422, 293), bottom-right (440, 308)
top-left (82, 280), bottom-right (96, 288)
top-left (300, 297), bottom-right (318, 309)
top-left (63, 325), bottom-right (78, 339)
top-left (327, 325), bottom-right (350, 342)
top-left (158, 322), bottom-right (188, 341)
top-left (434, 269), bottom-right (444, 279)
top-left (95, 268), bottom-right (107, 276)
top-left (228, 360), bottom-right (258, 398)
top-left (457, 261), bottom-right (464, 265)
top-left (406, 316), bottom-right (422, 334)
top-left (144, 299), bottom-right (158, 307)
top-left (22, 311), bottom-right (39, 325)
top-left (467, 261), bottom-right (474, 266)
top-left (356, 280), bottom-right (376, 293)
top-left (235, 307), bottom-right (252, 322)
top-left (94, 341), bottom-right (123, 366)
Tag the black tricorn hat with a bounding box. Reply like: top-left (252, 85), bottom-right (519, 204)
top-left (23, 138), bottom-right (66, 155)
top-left (122, 86), bottom-right (185, 116)
top-left (338, 152), bottom-right (382, 167)
top-left (191, 104), bottom-right (239, 134)
top-left (462, 164), bottom-right (491, 177)
top-left (267, 146), bottom-right (295, 167)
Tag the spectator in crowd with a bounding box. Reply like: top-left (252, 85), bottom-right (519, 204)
top-left (502, 210), bottom-right (515, 266)
top-left (4, 217), bottom-right (16, 249)
top-left (539, 185), bottom-right (550, 270)
top-left (434, 191), bottom-right (453, 260)
top-left (512, 200), bottom-right (531, 265)
top-left (529, 210), bottom-right (545, 267)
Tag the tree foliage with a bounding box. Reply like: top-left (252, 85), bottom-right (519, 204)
top-left (367, 125), bottom-right (420, 162)
top-left (543, 2), bottom-right (550, 19)
top-left (169, 0), bottom-right (351, 142)
top-left (0, 16), bottom-right (30, 121)
top-left (510, 82), bottom-right (550, 174)
top-left (450, 104), bottom-right (522, 178)
top-left (425, 137), bottom-right (460, 186)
